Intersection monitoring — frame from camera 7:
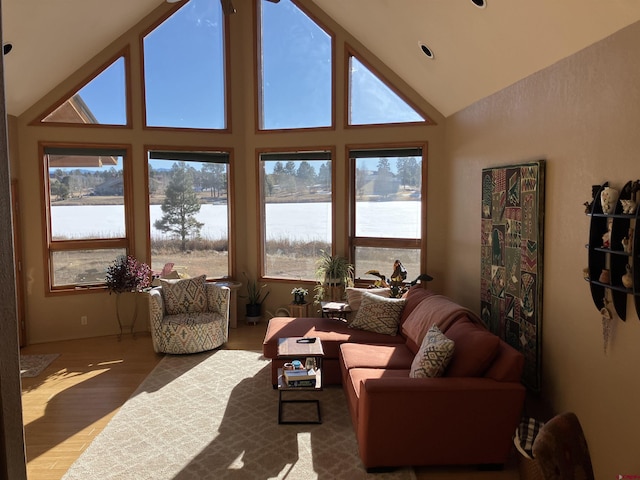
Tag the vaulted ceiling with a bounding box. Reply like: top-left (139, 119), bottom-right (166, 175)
top-left (3, 0), bottom-right (640, 118)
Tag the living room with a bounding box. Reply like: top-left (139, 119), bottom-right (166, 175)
top-left (2, 0), bottom-right (640, 478)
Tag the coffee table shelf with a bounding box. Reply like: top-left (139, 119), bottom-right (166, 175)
top-left (276, 337), bottom-right (324, 424)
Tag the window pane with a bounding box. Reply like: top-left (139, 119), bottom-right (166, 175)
top-left (143, 0), bottom-right (225, 129)
top-left (148, 154), bottom-right (229, 279)
top-left (349, 56), bottom-right (424, 125)
top-left (42, 57), bottom-right (127, 125)
top-left (52, 248), bottom-right (126, 287)
top-left (47, 154), bottom-right (125, 240)
top-left (354, 156), bottom-right (422, 239)
top-left (354, 247), bottom-right (420, 283)
top-left (259, 0), bottom-right (332, 130)
top-left (261, 156), bottom-right (332, 279)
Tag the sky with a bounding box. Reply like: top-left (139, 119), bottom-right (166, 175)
top-left (74, 0), bottom-right (423, 130)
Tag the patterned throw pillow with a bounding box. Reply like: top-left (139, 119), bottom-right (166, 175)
top-left (159, 274), bottom-right (208, 315)
top-left (345, 287), bottom-right (391, 311)
top-left (349, 291), bottom-right (406, 336)
top-left (410, 326), bottom-right (455, 378)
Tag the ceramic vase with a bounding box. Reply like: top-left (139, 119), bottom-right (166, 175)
top-left (599, 269), bottom-right (610, 284)
top-left (600, 187), bottom-right (619, 214)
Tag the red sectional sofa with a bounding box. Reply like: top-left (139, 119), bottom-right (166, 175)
top-left (262, 286), bottom-right (526, 470)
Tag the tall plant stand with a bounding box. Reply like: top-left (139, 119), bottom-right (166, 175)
top-left (115, 292), bottom-right (139, 341)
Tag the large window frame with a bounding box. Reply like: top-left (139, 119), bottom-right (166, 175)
top-left (258, 148), bottom-right (335, 281)
top-left (140, 0), bottom-right (231, 131)
top-left (255, 0), bottom-right (336, 132)
top-left (40, 143), bottom-right (134, 295)
top-left (145, 147), bottom-right (234, 280)
top-left (348, 143), bottom-right (428, 282)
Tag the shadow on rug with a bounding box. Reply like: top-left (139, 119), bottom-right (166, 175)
top-left (62, 350), bottom-right (415, 480)
top-left (20, 354), bottom-right (60, 378)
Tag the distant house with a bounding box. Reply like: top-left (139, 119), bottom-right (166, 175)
top-left (93, 177), bottom-right (123, 196)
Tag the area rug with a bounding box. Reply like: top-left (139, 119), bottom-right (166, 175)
top-left (20, 353), bottom-right (59, 378)
top-left (62, 350), bottom-right (415, 480)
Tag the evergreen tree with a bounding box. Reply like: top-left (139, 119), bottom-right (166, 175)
top-left (154, 162), bottom-right (203, 251)
top-left (317, 162), bottom-right (331, 190)
top-left (296, 161), bottom-right (317, 186)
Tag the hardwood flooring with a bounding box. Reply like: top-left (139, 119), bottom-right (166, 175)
top-left (20, 322), bottom-right (520, 480)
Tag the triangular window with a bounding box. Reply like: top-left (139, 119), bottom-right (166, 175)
top-left (348, 52), bottom-right (429, 126)
top-left (143, 0), bottom-right (226, 130)
top-left (258, 0), bottom-right (333, 130)
top-left (40, 55), bottom-right (128, 126)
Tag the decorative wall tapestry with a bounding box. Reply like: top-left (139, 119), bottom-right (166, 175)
top-left (481, 160), bottom-right (545, 391)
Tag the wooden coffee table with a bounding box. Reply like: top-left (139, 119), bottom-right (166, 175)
top-left (277, 337), bottom-right (324, 424)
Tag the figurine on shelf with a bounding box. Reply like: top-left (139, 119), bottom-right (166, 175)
top-left (584, 184), bottom-right (602, 214)
top-left (600, 186), bottom-right (619, 214)
top-left (602, 223), bottom-right (612, 248)
top-left (599, 269), bottom-right (610, 284)
top-left (622, 228), bottom-right (634, 253)
top-left (622, 264), bottom-right (633, 289)
top-left (621, 199), bottom-right (637, 214)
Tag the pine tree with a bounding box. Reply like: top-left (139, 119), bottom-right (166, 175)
top-left (154, 162), bottom-right (203, 252)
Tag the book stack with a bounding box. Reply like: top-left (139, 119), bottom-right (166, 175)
top-left (283, 368), bottom-right (317, 387)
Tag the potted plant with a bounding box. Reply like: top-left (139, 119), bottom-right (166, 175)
top-left (105, 255), bottom-right (152, 294)
top-left (291, 287), bottom-right (309, 305)
top-left (241, 272), bottom-right (270, 324)
top-left (313, 251), bottom-right (354, 303)
top-left (105, 255), bottom-right (152, 338)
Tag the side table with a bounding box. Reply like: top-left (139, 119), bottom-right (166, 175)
top-left (320, 301), bottom-right (351, 321)
top-left (214, 280), bottom-right (242, 328)
top-left (277, 336), bottom-right (324, 424)
top-left (289, 302), bottom-right (311, 317)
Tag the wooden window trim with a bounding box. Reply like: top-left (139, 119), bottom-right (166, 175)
top-left (256, 146), bottom-right (336, 281)
top-left (347, 142), bottom-right (428, 274)
top-left (40, 142), bottom-right (134, 295)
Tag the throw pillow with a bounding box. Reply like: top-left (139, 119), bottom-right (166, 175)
top-left (349, 291), bottom-right (406, 336)
top-left (345, 287), bottom-right (391, 311)
top-left (160, 274), bottom-right (208, 315)
top-left (410, 325), bottom-right (455, 378)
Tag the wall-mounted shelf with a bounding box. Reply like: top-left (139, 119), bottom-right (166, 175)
top-left (586, 181), bottom-right (640, 320)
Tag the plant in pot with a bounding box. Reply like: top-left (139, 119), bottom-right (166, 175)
top-left (241, 272), bottom-right (270, 324)
top-left (291, 287), bottom-right (309, 305)
top-left (313, 251), bottom-right (354, 303)
top-left (105, 255), bottom-right (152, 338)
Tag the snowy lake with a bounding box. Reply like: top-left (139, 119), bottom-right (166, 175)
top-left (51, 201), bottom-right (421, 241)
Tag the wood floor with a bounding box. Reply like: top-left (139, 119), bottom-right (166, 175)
top-left (20, 322), bottom-right (520, 480)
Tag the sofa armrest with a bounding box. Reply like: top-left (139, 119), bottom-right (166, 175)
top-left (356, 376), bottom-right (525, 468)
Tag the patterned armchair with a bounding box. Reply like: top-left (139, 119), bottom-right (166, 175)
top-left (149, 275), bottom-right (230, 354)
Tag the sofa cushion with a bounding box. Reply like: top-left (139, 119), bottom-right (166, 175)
top-left (443, 319), bottom-right (500, 377)
top-left (263, 316), bottom-right (406, 360)
top-left (160, 274), bottom-right (207, 315)
top-left (401, 293), bottom-right (479, 354)
top-left (349, 292), bottom-right (407, 336)
top-left (400, 285), bottom-right (434, 324)
top-left (340, 343), bottom-right (415, 372)
top-left (410, 326), bottom-right (455, 378)
top-left (345, 287), bottom-right (391, 312)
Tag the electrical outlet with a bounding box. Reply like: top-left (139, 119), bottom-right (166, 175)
top-left (81, 315), bottom-right (88, 325)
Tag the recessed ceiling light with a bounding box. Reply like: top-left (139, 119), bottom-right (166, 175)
top-left (166, 0), bottom-right (182, 3)
top-left (3, 43), bottom-right (12, 55)
top-left (471, 0), bottom-right (487, 8)
top-left (418, 42), bottom-right (434, 60)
